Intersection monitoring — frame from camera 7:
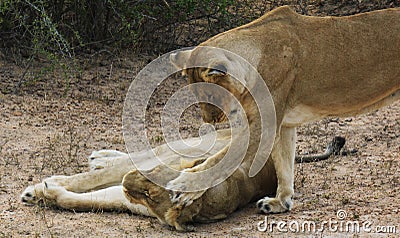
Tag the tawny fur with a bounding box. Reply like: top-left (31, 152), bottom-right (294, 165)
top-left (166, 5), bottom-right (399, 228)
top-left (21, 6), bottom-right (399, 231)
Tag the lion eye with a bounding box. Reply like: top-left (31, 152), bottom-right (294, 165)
top-left (207, 64), bottom-right (227, 76)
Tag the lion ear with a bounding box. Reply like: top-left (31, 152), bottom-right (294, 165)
top-left (170, 50), bottom-right (193, 70)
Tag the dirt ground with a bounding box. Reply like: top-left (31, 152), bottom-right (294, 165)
top-left (1, 4), bottom-right (400, 238)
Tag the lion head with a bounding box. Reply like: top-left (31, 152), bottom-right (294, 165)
top-left (170, 48), bottom-right (256, 124)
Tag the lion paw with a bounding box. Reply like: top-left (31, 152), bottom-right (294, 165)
top-left (21, 183), bottom-right (46, 205)
top-left (169, 190), bottom-right (205, 208)
top-left (21, 179), bottom-right (68, 206)
top-left (256, 197), bottom-right (292, 214)
top-left (42, 182), bottom-right (67, 201)
top-left (167, 173), bottom-right (207, 208)
top-left (88, 150), bottom-right (127, 170)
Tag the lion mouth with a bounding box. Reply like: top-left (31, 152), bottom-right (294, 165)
top-left (230, 109), bottom-right (238, 115)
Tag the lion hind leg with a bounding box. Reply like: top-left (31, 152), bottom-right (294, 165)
top-left (257, 126), bottom-right (295, 213)
top-left (55, 151), bottom-right (134, 193)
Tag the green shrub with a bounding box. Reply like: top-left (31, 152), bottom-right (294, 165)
top-left (1, 0), bottom-right (398, 93)
top-left (0, 0), bottom-right (272, 55)
top-left (0, 0), bottom-right (274, 93)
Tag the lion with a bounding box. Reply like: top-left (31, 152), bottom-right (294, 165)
top-left (167, 5), bottom-right (399, 218)
top-left (21, 128), bottom-right (279, 231)
top-left (21, 6), bottom-right (399, 231)
top-left (21, 128), bottom-right (342, 231)
top-left (20, 130), bottom-right (232, 215)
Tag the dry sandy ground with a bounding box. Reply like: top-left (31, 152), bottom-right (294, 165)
top-left (1, 52), bottom-right (399, 237)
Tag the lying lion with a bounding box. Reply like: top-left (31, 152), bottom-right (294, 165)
top-left (21, 129), bottom-right (278, 231)
top-left (21, 128), bottom-right (343, 231)
top-left (21, 6), bottom-right (399, 231)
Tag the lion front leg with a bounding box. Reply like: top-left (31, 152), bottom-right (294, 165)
top-left (24, 181), bottom-right (154, 216)
top-left (21, 175), bottom-right (71, 205)
top-left (167, 146), bottom-right (229, 207)
top-left (257, 126), bottom-right (295, 213)
top-left (21, 150), bottom-right (133, 206)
